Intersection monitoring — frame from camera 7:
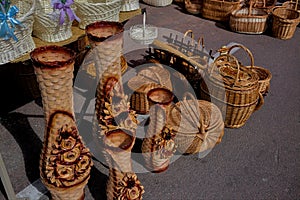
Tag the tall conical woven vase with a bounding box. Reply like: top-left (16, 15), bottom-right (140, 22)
top-left (142, 88), bottom-right (176, 173)
top-left (106, 169), bottom-right (145, 200)
top-left (30, 46), bottom-right (92, 200)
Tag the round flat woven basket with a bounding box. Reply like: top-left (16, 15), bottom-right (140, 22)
top-left (0, 0), bottom-right (36, 65)
top-left (167, 93), bottom-right (224, 155)
top-left (74, 0), bottom-right (122, 29)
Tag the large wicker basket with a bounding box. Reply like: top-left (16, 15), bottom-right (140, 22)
top-left (271, 6), bottom-right (300, 39)
top-left (74, 0), bottom-right (122, 29)
top-left (200, 54), bottom-right (263, 128)
top-left (230, 2), bottom-right (269, 34)
top-left (202, 0), bottom-right (241, 21)
top-left (0, 0), bottom-right (36, 65)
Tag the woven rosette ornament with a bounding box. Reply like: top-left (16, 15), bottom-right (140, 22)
top-left (33, 0), bottom-right (80, 42)
top-left (86, 21), bottom-right (144, 199)
top-left (0, 0), bottom-right (35, 64)
top-left (30, 45), bottom-right (92, 200)
top-left (142, 87), bottom-right (177, 173)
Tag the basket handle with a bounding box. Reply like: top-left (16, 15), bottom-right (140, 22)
top-left (181, 92), bottom-right (200, 127)
top-left (196, 36), bottom-right (205, 51)
top-left (254, 92), bottom-right (264, 111)
top-left (182, 30), bottom-right (195, 54)
top-left (227, 44), bottom-right (255, 69)
top-left (210, 54), bottom-right (241, 87)
top-left (19, 0), bottom-right (36, 22)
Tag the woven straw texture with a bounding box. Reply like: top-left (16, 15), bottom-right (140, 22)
top-left (0, 0), bottom-right (35, 65)
top-left (143, 0), bottom-right (173, 6)
top-left (40, 112), bottom-right (92, 200)
top-left (230, 6), bottom-right (269, 34)
top-left (33, 0), bottom-right (75, 42)
top-left (282, 1), bottom-right (300, 13)
top-left (106, 169), bottom-right (144, 200)
top-left (102, 129), bottom-right (136, 172)
top-left (200, 54), bottom-right (262, 128)
top-left (167, 96), bottom-right (224, 154)
top-left (74, 0), bottom-right (122, 29)
top-left (142, 103), bottom-right (176, 173)
top-left (202, 0), bottom-right (241, 21)
top-left (128, 64), bottom-right (173, 114)
top-left (121, 0), bottom-right (140, 11)
top-left (271, 7), bottom-right (300, 39)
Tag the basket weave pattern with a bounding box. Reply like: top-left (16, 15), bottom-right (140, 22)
top-left (0, 0), bottom-right (35, 65)
top-left (143, 0), bottom-right (173, 6)
top-left (202, 0), bottom-right (241, 21)
top-left (74, 0), bottom-right (122, 29)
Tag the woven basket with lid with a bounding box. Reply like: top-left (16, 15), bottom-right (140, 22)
top-left (200, 54), bottom-right (263, 128)
top-left (167, 93), bottom-right (224, 154)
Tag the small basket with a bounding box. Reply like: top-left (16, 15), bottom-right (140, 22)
top-left (271, 6), bottom-right (300, 39)
top-left (230, 1), bottom-right (269, 34)
top-left (128, 64), bottom-right (172, 114)
top-left (202, 0), bottom-right (241, 21)
top-left (33, 0), bottom-right (76, 42)
top-left (185, 0), bottom-right (203, 14)
top-left (74, 0), bottom-right (122, 30)
top-left (0, 0), bottom-right (36, 65)
top-left (120, 0), bottom-right (140, 11)
top-left (143, 0), bottom-right (173, 7)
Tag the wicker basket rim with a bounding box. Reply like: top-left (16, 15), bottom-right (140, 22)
top-left (272, 7), bottom-right (300, 20)
top-left (231, 7), bottom-right (269, 17)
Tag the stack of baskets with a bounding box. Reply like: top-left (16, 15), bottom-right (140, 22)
top-left (230, 0), bottom-right (269, 34)
top-left (271, 1), bottom-right (300, 40)
top-left (74, 0), bottom-right (122, 30)
top-left (0, 0), bottom-right (36, 65)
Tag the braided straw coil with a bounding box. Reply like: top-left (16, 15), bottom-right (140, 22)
top-left (0, 0), bottom-right (36, 65)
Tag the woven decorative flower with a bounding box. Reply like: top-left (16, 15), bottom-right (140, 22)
top-left (0, 0), bottom-right (23, 41)
top-left (51, 0), bottom-right (80, 25)
top-left (116, 172), bottom-right (145, 200)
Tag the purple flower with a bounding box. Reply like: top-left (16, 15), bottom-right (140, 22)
top-left (51, 0), bottom-right (80, 25)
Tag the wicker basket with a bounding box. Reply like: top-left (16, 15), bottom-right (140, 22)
top-left (143, 0), bottom-right (173, 6)
top-left (0, 0), bottom-right (35, 65)
top-left (200, 54), bottom-right (263, 128)
top-left (127, 64), bottom-right (173, 114)
top-left (185, 0), bottom-right (202, 14)
top-left (202, 0), bottom-right (241, 21)
top-left (246, 0), bottom-right (276, 12)
top-left (230, 2), bottom-right (269, 34)
top-left (227, 44), bottom-right (272, 95)
top-left (271, 6), bottom-right (300, 39)
top-left (166, 93), bottom-right (224, 154)
top-left (33, 0), bottom-right (77, 42)
top-left (74, 0), bottom-right (122, 29)
top-left (120, 0), bottom-right (140, 11)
